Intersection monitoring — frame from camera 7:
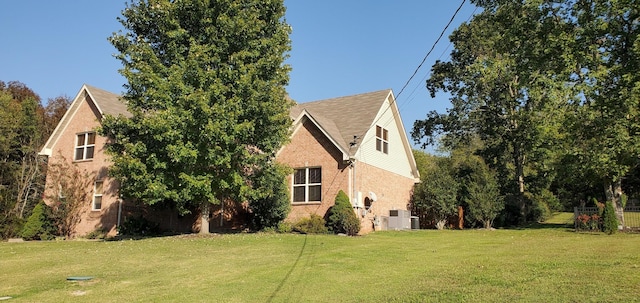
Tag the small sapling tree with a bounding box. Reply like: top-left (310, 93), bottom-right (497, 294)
top-left (45, 155), bottom-right (94, 238)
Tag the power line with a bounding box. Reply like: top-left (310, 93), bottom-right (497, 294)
top-left (395, 0), bottom-right (467, 100)
top-left (397, 5), bottom-right (479, 114)
top-left (355, 0), bottom-right (470, 150)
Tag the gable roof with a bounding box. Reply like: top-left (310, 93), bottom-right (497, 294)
top-left (40, 85), bottom-right (418, 180)
top-left (290, 89), bottom-right (420, 180)
top-left (290, 89), bottom-right (391, 157)
top-left (84, 84), bottom-right (129, 117)
top-left (39, 84), bottom-right (128, 156)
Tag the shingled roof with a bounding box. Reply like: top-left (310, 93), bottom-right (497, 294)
top-left (291, 89), bottom-right (392, 157)
top-left (41, 85), bottom-right (397, 161)
top-left (84, 84), bottom-right (130, 117)
top-left (39, 84), bottom-right (130, 156)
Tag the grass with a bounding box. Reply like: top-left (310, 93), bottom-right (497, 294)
top-left (1, 213), bottom-right (640, 302)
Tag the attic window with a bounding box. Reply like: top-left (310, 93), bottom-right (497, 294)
top-left (292, 167), bottom-right (322, 203)
top-left (376, 126), bottom-right (388, 154)
top-left (75, 132), bottom-right (95, 161)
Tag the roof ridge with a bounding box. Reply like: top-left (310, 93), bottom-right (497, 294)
top-left (299, 89), bottom-right (391, 105)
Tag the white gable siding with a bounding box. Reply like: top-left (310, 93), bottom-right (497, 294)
top-left (357, 95), bottom-right (415, 179)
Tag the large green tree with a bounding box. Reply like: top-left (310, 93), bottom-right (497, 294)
top-left (101, 0), bottom-right (293, 233)
top-left (566, 0), bottom-right (640, 226)
top-left (413, 0), bottom-right (572, 224)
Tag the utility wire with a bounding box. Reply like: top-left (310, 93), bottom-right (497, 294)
top-left (395, 0), bottom-right (467, 100)
top-left (354, 0), bottom-right (469, 149)
top-left (398, 4), bottom-right (479, 114)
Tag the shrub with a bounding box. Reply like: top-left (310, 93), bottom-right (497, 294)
top-left (21, 202), bottom-right (55, 240)
top-left (602, 201), bottom-right (618, 235)
top-left (248, 163), bottom-right (291, 231)
top-left (327, 190), bottom-right (360, 236)
top-left (293, 214), bottom-right (328, 234)
top-left (0, 215), bottom-right (24, 240)
top-left (575, 213), bottom-right (601, 231)
top-left (276, 221), bottom-right (293, 233)
top-left (411, 157), bottom-right (459, 229)
top-left (463, 162), bottom-right (503, 229)
top-left (118, 216), bottom-right (160, 236)
top-left (85, 228), bottom-right (108, 240)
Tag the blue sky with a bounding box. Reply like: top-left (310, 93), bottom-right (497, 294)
top-left (0, 1), bottom-right (477, 149)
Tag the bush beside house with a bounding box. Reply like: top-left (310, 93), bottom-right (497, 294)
top-left (327, 190), bottom-right (361, 236)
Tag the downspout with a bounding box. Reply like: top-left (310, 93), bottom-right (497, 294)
top-left (117, 199), bottom-right (122, 233)
top-left (349, 136), bottom-right (359, 209)
top-left (352, 158), bottom-right (357, 208)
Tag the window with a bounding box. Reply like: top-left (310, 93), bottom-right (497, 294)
top-left (75, 132), bottom-right (96, 161)
top-left (376, 126), bottom-right (388, 154)
top-left (92, 181), bottom-right (103, 211)
top-left (293, 167), bottom-right (322, 203)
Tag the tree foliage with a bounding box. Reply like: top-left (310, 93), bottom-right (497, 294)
top-left (413, 1), bottom-right (572, 224)
top-left (564, 0), bottom-right (640, 225)
top-left (21, 201), bottom-right (55, 240)
top-left (452, 145), bottom-right (503, 229)
top-left (0, 81), bottom-right (71, 239)
top-left (248, 162), bottom-right (291, 230)
top-left (413, 0), bottom-right (639, 226)
top-left (411, 154), bottom-right (459, 230)
top-left (101, 0), bottom-right (293, 233)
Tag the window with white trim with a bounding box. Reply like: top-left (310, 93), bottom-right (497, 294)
top-left (92, 180), bottom-right (103, 211)
top-left (376, 125), bottom-right (388, 154)
top-left (75, 132), bottom-right (96, 161)
top-left (293, 167), bottom-right (322, 203)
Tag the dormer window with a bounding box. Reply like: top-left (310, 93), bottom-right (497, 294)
top-left (376, 126), bottom-right (388, 154)
top-left (75, 132), bottom-right (95, 161)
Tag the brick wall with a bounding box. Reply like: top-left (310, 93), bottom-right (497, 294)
top-left (277, 117), bottom-right (350, 223)
top-left (277, 117), bottom-right (417, 234)
top-left (355, 162), bottom-right (416, 233)
top-left (43, 94), bottom-right (120, 237)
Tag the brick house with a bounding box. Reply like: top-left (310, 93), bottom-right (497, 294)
top-left (282, 90), bottom-right (420, 233)
top-left (40, 85), bottom-right (420, 236)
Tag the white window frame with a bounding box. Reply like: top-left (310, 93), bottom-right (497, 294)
top-left (75, 132), bottom-right (96, 161)
top-left (92, 180), bottom-right (103, 211)
top-left (376, 125), bottom-right (389, 154)
top-left (292, 167), bottom-right (322, 203)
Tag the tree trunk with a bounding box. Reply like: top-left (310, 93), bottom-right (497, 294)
top-left (15, 153), bottom-right (40, 219)
top-left (604, 178), bottom-right (624, 229)
top-left (514, 146), bottom-right (526, 224)
top-left (200, 202), bottom-right (210, 234)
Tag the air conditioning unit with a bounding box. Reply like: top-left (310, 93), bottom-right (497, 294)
top-left (387, 209), bottom-right (411, 230)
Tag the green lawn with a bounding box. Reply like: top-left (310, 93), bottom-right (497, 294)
top-left (1, 214), bottom-right (639, 302)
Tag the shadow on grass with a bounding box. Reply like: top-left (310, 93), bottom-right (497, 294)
top-left (498, 221), bottom-right (575, 232)
top-left (523, 222), bottom-right (574, 230)
top-left (267, 234), bottom-right (308, 303)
